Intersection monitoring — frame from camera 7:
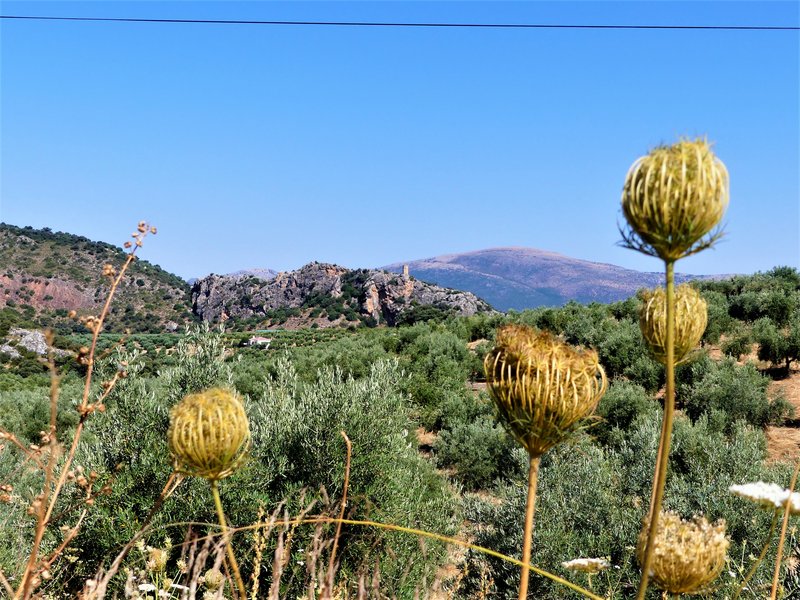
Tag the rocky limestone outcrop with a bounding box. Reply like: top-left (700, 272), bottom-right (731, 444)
top-left (192, 262), bottom-right (493, 326)
top-left (362, 271), bottom-right (491, 325)
top-left (0, 328), bottom-right (71, 359)
top-left (192, 263), bottom-right (348, 322)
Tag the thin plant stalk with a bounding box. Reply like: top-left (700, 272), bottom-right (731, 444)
top-left (637, 260), bottom-right (677, 600)
top-left (321, 432), bottom-right (352, 597)
top-left (211, 480), bottom-right (247, 600)
top-left (732, 509), bottom-right (780, 600)
top-left (770, 461), bottom-right (800, 600)
top-left (11, 227), bottom-right (151, 600)
top-left (519, 455), bottom-right (541, 600)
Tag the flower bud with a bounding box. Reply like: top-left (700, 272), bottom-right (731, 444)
top-left (484, 326), bottom-right (607, 458)
top-left (637, 511), bottom-right (729, 595)
top-left (639, 285), bottom-right (707, 365)
top-left (621, 138), bottom-right (728, 261)
top-left (168, 388), bottom-right (250, 481)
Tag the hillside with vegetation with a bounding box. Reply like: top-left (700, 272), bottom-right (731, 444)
top-left (0, 223), bottom-right (193, 334)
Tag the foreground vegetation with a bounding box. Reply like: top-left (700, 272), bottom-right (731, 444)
top-left (0, 262), bottom-right (798, 598)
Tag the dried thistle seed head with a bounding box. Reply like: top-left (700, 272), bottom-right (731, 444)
top-left (621, 138), bottom-right (729, 261)
top-left (484, 325), bottom-right (607, 458)
top-left (168, 388), bottom-right (250, 481)
top-left (637, 511), bottom-right (729, 595)
top-left (639, 284), bottom-right (708, 365)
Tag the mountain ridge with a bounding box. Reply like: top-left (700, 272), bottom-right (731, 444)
top-left (383, 247), bottom-right (725, 311)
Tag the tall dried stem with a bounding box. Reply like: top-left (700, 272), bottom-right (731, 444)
top-left (770, 461), bottom-right (800, 600)
top-left (636, 260), bottom-right (676, 600)
top-left (11, 223), bottom-right (154, 599)
top-left (211, 480), bottom-right (247, 600)
top-left (518, 456), bottom-right (541, 600)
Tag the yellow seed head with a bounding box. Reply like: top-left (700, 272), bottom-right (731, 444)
top-left (168, 388), bottom-right (250, 481)
top-left (639, 285), bottom-right (708, 365)
top-left (202, 568), bottom-right (225, 592)
top-left (637, 511), bottom-right (729, 595)
top-left (621, 138), bottom-right (728, 261)
top-left (484, 325), bottom-right (607, 458)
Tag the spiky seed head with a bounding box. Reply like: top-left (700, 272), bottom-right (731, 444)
top-left (168, 388), bottom-right (250, 481)
top-left (483, 325), bottom-right (607, 458)
top-left (621, 138), bottom-right (729, 261)
top-left (637, 511), bottom-right (729, 595)
top-left (639, 285), bottom-right (708, 365)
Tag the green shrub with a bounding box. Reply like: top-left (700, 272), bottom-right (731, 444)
top-left (243, 357), bottom-right (458, 595)
top-left (435, 413), bottom-right (522, 490)
top-left (594, 380), bottom-right (659, 445)
top-left (680, 357), bottom-right (792, 433)
top-left (721, 325), bottom-right (752, 359)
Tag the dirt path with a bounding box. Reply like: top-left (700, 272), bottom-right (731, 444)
top-left (766, 365), bottom-right (800, 463)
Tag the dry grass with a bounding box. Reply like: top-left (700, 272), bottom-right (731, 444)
top-left (766, 365), bottom-right (800, 463)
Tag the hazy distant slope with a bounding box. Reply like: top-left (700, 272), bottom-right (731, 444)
top-left (385, 247), bottom-right (715, 311)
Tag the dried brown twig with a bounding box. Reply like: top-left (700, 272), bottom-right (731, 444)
top-left (2, 222), bottom-right (156, 600)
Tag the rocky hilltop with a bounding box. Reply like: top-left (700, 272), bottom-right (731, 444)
top-left (192, 262), bottom-right (493, 327)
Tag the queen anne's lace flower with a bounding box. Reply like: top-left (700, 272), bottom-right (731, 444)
top-left (729, 481), bottom-right (800, 514)
top-left (561, 557), bottom-right (611, 574)
top-left (637, 511), bottom-right (729, 595)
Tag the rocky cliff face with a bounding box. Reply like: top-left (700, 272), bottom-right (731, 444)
top-left (192, 262), bottom-right (493, 326)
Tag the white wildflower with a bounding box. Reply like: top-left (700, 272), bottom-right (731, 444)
top-left (561, 557), bottom-right (611, 574)
top-left (729, 482), bottom-right (800, 514)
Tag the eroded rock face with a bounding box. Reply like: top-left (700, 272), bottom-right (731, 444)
top-left (362, 271), bottom-right (491, 325)
top-left (0, 328), bottom-right (71, 358)
top-left (191, 263), bottom-right (348, 322)
top-left (191, 262), bottom-right (493, 326)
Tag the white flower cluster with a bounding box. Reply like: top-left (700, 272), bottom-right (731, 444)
top-left (561, 557), bottom-right (611, 574)
top-left (729, 481), bottom-right (800, 514)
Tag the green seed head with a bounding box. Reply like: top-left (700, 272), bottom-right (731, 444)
top-left (484, 325), bottom-right (607, 458)
top-left (168, 388), bottom-right (251, 481)
top-left (637, 511), bottom-right (729, 595)
top-left (639, 285), bottom-right (708, 365)
top-left (621, 138), bottom-right (729, 261)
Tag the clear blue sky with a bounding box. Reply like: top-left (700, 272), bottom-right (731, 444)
top-left (1, 1), bottom-right (798, 279)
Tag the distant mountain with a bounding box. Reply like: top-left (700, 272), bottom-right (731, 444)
top-left (192, 262), bottom-right (494, 328)
top-left (0, 223), bottom-right (193, 332)
top-left (225, 268), bottom-right (278, 281)
top-left (384, 247), bottom-right (722, 311)
top-left (187, 268), bottom-right (277, 287)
